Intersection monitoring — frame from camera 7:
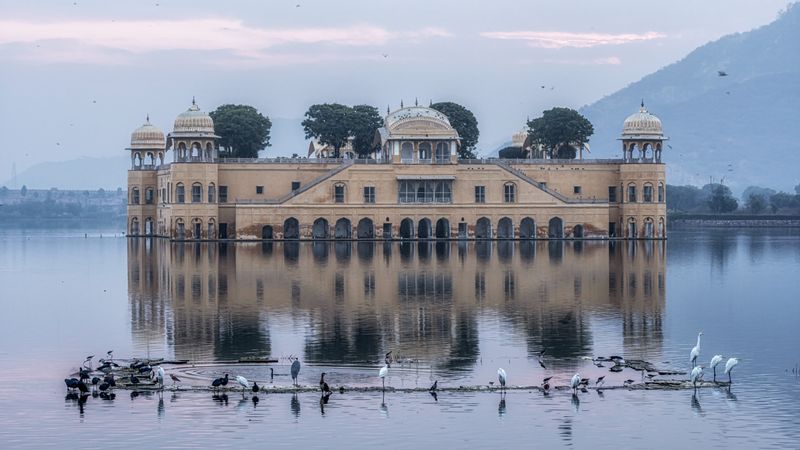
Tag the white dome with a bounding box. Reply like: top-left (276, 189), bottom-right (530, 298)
top-left (512, 129), bottom-right (528, 147)
top-left (385, 106), bottom-right (452, 130)
top-left (130, 116), bottom-right (165, 149)
top-left (172, 99), bottom-right (215, 135)
top-left (622, 103), bottom-right (663, 137)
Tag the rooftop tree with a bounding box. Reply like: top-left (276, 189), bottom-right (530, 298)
top-left (527, 107), bottom-right (594, 159)
top-left (430, 101), bottom-right (479, 159)
top-left (210, 104), bottom-right (272, 158)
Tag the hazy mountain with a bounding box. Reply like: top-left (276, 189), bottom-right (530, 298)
top-left (581, 4), bottom-right (800, 194)
top-left (1, 117), bottom-right (308, 190)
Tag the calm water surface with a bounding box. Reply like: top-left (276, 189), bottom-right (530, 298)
top-left (0, 227), bottom-right (799, 448)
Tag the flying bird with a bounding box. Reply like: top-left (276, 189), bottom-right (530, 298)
top-left (717, 70), bottom-right (728, 77)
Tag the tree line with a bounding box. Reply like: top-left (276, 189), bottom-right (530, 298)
top-left (668, 183), bottom-right (800, 214)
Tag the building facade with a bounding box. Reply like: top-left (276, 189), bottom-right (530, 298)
top-left (127, 101), bottom-right (667, 240)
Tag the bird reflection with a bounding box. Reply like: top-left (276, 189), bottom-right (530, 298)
top-left (157, 397), bottom-right (164, 418)
top-left (571, 393), bottom-right (580, 412)
top-left (498, 397), bottom-right (507, 417)
top-left (212, 393), bottom-right (228, 406)
top-left (380, 399), bottom-right (389, 418)
top-left (252, 396), bottom-right (259, 408)
top-left (291, 393), bottom-right (301, 418)
top-left (429, 391), bottom-right (438, 402)
top-left (77, 393), bottom-right (89, 416)
top-left (691, 393), bottom-right (703, 416)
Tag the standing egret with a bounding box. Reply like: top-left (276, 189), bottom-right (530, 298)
top-left (570, 373), bottom-right (581, 394)
top-left (690, 366), bottom-right (703, 390)
top-left (710, 355), bottom-right (724, 382)
top-left (155, 366), bottom-right (165, 389)
top-left (379, 365), bottom-right (389, 392)
top-left (236, 375), bottom-right (249, 393)
top-left (724, 358), bottom-right (739, 383)
top-left (497, 368), bottom-right (507, 392)
top-left (690, 332), bottom-right (703, 367)
top-left (291, 359), bottom-right (301, 387)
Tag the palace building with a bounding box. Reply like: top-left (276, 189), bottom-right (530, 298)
top-left (127, 100), bottom-right (667, 240)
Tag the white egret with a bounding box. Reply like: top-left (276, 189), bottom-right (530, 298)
top-left (155, 366), bottom-right (165, 388)
top-left (710, 355), bottom-right (724, 382)
top-left (497, 368), bottom-right (507, 392)
top-left (690, 366), bottom-right (703, 390)
top-left (690, 331), bottom-right (703, 367)
top-left (379, 365), bottom-right (389, 391)
top-left (236, 375), bottom-right (249, 393)
top-left (570, 373), bottom-right (581, 394)
top-left (724, 358), bottom-right (739, 383)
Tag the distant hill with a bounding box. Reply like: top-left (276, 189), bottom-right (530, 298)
top-left (581, 4), bottom-right (800, 194)
top-left (1, 117), bottom-right (308, 190)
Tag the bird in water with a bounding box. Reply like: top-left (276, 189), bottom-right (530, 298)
top-left (64, 378), bottom-right (80, 392)
top-left (270, 368), bottom-right (274, 383)
top-left (252, 381), bottom-right (260, 394)
top-left (497, 368), bottom-right (507, 392)
top-left (690, 331), bottom-right (703, 367)
top-left (724, 358), bottom-right (739, 383)
top-left (384, 351), bottom-right (393, 368)
top-left (83, 355), bottom-right (94, 370)
top-left (130, 374), bottom-right (140, 386)
top-left (170, 374), bottom-right (181, 385)
top-left (236, 375), bottom-right (249, 393)
top-left (379, 365), bottom-right (389, 391)
top-left (710, 355), bottom-right (724, 382)
top-left (429, 380), bottom-right (438, 392)
top-left (339, 386), bottom-right (345, 395)
top-left (291, 359), bottom-right (301, 387)
top-left (690, 366), bottom-right (704, 390)
top-left (156, 367), bottom-right (165, 389)
top-left (319, 373), bottom-right (331, 394)
top-left (542, 376), bottom-right (553, 391)
top-left (91, 377), bottom-right (101, 391)
top-left (595, 376), bottom-right (605, 387)
top-left (212, 374), bottom-right (228, 391)
top-left (570, 373), bottom-right (581, 394)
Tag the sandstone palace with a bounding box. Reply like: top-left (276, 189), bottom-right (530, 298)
top-left (126, 101), bottom-right (667, 240)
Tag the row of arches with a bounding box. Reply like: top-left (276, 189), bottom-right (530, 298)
top-left (626, 217), bottom-right (666, 239)
top-left (623, 142), bottom-right (663, 163)
top-left (131, 151), bottom-right (165, 169)
top-left (264, 216), bottom-right (573, 240)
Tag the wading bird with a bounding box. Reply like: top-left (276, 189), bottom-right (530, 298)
top-left (270, 368), bottom-right (274, 383)
top-left (236, 375), bottom-right (249, 393)
top-left (570, 374), bottom-right (581, 394)
top-left (497, 368), bottom-right (507, 392)
top-left (542, 376), bottom-right (553, 391)
top-left (595, 376), bottom-right (605, 387)
top-left (379, 365), bottom-right (389, 392)
top-left (291, 359), bottom-right (301, 387)
top-left (429, 380), bottom-right (438, 392)
top-left (710, 355), bottom-right (724, 382)
top-left (252, 381), bottom-right (260, 393)
top-left (690, 332), bottom-right (703, 367)
top-left (211, 374), bottom-right (228, 391)
top-left (690, 366), bottom-right (703, 390)
top-left (156, 367), bottom-right (165, 388)
top-left (384, 351), bottom-right (393, 368)
top-left (129, 374), bottom-right (140, 386)
top-left (170, 374), bottom-right (181, 385)
top-left (320, 373), bottom-right (331, 394)
top-left (724, 358), bottom-right (739, 383)
top-left (64, 378), bottom-right (79, 391)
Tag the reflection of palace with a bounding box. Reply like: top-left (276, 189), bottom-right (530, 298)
top-left (128, 240), bottom-right (665, 366)
top-left (127, 101), bottom-right (667, 241)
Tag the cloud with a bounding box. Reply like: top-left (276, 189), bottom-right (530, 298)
top-left (0, 18), bottom-right (452, 64)
top-left (481, 31), bottom-right (666, 48)
top-left (516, 56), bottom-right (622, 66)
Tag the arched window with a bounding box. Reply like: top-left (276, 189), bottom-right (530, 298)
top-left (145, 187), bottom-right (154, 204)
top-left (643, 183), bottom-right (653, 203)
top-left (192, 183), bottom-right (202, 203)
top-left (658, 183), bottom-right (664, 203)
top-left (418, 142), bottom-right (431, 161)
top-left (176, 183), bottom-right (185, 203)
top-left (627, 183), bottom-right (637, 203)
top-left (208, 219), bottom-right (216, 239)
top-left (401, 142), bottom-right (413, 162)
top-left (130, 217), bottom-right (140, 235)
top-left (131, 187), bottom-right (140, 205)
top-left (504, 182), bottom-right (516, 203)
top-left (208, 183), bottom-right (216, 203)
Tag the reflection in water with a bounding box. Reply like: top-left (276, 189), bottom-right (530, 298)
top-left (691, 393), bottom-right (703, 416)
top-left (498, 397), bottom-right (506, 417)
top-left (127, 240), bottom-right (665, 370)
top-left (571, 393), bottom-right (580, 412)
top-left (291, 393), bottom-right (300, 419)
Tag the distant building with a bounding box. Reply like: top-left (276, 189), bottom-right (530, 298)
top-left (127, 100), bottom-right (667, 240)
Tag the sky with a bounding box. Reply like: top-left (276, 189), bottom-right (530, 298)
top-left (0, 0), bottom-right (792, 182)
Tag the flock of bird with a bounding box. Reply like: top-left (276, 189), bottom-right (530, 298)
top-left (66, 338), bottom-right (743, 406)
top-left (688, 331), bottom-right (740, 390)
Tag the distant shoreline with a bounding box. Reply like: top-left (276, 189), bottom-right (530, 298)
top-left (669, 214), bottom-right (800, 227)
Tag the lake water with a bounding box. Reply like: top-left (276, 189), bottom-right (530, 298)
top-left (0, 227), bottom-right (798, 448)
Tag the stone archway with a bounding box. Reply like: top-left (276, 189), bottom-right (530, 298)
top-left (435, 218), bottom-right (450, 239)
top-left (497, 217), bottom-right (514, 239)
top-left (283, 217), bottom-right (299, 240)
top-left (476, 217), bottom-right (492, 239)
top-left (548, 217), bottom-right (563, 238)
top-left (417, 218), bottom-right (432, 239)
top-left (399, 218), bottom-right (414, 239)
top-left (573, 224), bottom-right (584, 238)
top-left (520, 217), bottom-right (536, 239)
top-left (262, 225), bottom-right (273, 240)
top-left (313, 218), bottom-right (329, 239)
top-left (357, 218), bottom-right (374, 239)
top-left (335, 218), bottom-right (352, 239)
